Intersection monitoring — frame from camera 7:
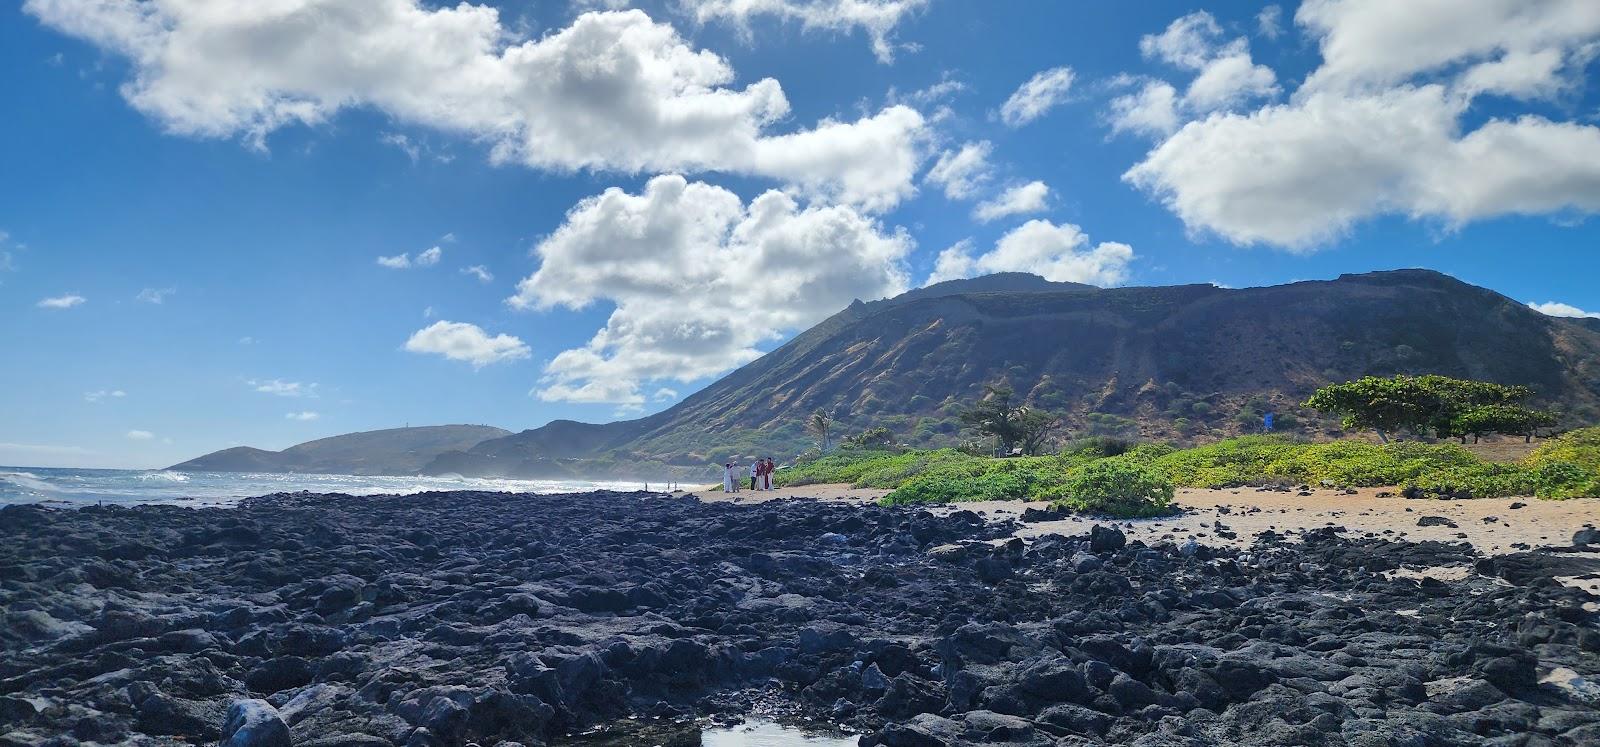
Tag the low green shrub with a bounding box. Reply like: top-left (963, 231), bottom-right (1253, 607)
top-left (1053, 459), bottom-right (1175, 518)
top-left (776, 429), bottom-right (1600, 504)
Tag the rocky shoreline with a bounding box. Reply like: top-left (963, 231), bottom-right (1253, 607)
top-left (2, 490), bottom-right (1598, 746)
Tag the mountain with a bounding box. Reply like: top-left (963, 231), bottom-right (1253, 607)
top-left (426, 269), bottom-right (1600, 477)
top-left (169, 425), bottom-right (510, 475)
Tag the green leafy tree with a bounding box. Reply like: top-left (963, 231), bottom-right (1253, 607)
top-left (1452, 404), bottom-right (1558, 443)
top-left (1305, 374), bottom-right (1534, 442)
top-left (843, 426), bottom-right (894, 449)
top-left (807, 408), bottom-right (836, 452)
top-left (958, 384), bottom-right (1061, 456)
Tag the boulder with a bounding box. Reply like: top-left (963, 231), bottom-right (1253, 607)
top-left (220, 699), bottom-right (291, 747)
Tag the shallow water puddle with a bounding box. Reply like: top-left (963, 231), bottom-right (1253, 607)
top-left (565, 719), bottom-right (859, 746)
top-left (703, 720), bottom-right (860, 746)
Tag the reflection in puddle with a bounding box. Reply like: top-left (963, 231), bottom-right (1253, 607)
top-left (565, 718), bottom-right (859, 746)
top-left (703, 720), bottom-right (860, 746)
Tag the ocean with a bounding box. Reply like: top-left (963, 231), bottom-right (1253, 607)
top-left (0, 466), bottom-right (654, 508)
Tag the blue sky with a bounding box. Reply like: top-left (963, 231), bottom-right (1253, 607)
top-left (3, 0), bottom-right (1599, 468)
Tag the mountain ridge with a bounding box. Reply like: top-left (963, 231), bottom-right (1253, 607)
top-left (169, 424), bottom-right (510, 475)
top-left (423, 268), bottom-right (1600, 477)
top-left (169, 270), bottom-right (1600, 479)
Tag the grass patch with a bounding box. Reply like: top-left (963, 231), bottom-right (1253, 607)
top-left (783, 428), bottom-right (1600, 512)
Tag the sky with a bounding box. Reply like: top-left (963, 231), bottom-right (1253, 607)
top-left (3, 0), bottom-right (1599, 469)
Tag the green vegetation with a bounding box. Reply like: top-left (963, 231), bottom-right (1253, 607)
top-left (1055, 460), bottom-right (1174, 517)
top-left (1305, 374), bottom-right (1554, 443)
top-left (957, 384), bottom-right (1061, 455)
top-left (774, 427), bottom-right (1600, 514)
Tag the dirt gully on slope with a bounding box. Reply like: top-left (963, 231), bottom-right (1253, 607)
top-left (2, 491), bottom-right (1598, 746)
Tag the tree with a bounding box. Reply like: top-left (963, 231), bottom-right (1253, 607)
top-left (1452, 404), bottom-right (1558, 443)
top-left (958, 384), bottom-right (1061, 456)
top-left (807, 408), bottom-right (836, 452)
top-left (843, 426), bottom-right (894, 449)
top-left (1305, 374), bottom-right (1537, 442)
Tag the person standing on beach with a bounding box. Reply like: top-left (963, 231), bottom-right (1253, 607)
top-left (763, 457), bottom-right (775, 490)
top-left (750, 460), bottom-right (760, 491)
top-left (723, 462), bottom-right (735, 493)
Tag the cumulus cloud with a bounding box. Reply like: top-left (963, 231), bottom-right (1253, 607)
top-left (377, 246), bottom-right (442, 269)
top-left (924, 221), bottom-right (1134, 286)
top-left (925, 141), bottom-right (993, 200)
top-left (1257, 5), bottom-right (1283, 39)
top-left (678, 0), bottom-right (927, 63)
top-left (125, 429), bottom-right (154, 441)
top-left (404, 320), bottom-right (531, 369)
top-left (999, 66), bottom-right (1075, 127)
top-left (508, 174), bottom-right (911, 404)
top-left (1112, 11), bottom-right (1277, 134)
top-left (1120, 2), bottom-right (1600, 250)
top-left (285, 411), bottom-right (321, 421)
top-left (1108, 79), bottom-right (1181, 137)
top-left (135, 287), bottom-right (175, 304)
top-left (461, 265), bottom-right (494, 283)
top-left (1529, 301), bottom-right (1600, 318)
top-left (84, 389), bottom-right (126, 403)
top-left (1295, 0), bottom-right (1600, 96)
top-left (249, 379), bottom-right (316, 398)
top-left (973, 181), bottom-right (1051, 223)
top-left (24, 4), bottom-right (926, 210)
top-left (37, 294), bottom-right (85, 309)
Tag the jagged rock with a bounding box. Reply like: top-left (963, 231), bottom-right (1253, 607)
top-left (220, 699), bottom-right (291, 747)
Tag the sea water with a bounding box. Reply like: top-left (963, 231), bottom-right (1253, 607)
top-left (0, 465), bottom-right (650, 508)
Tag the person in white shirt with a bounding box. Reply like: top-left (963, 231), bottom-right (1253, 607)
top-left (723, 462), bottom-right (735, 494)
top-left (750, 461), bottom-right (761, 491)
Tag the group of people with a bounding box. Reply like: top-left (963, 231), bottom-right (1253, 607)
top-left (722, 457), bottom-right (777, 493)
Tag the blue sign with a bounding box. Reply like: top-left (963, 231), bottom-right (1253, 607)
top-left (1264, 412), bottom-right (1275, 432)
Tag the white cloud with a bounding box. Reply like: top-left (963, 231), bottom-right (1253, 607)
top-left (84, 389), bottom-right (126, 403)
top-left (1121, 3), bottom-right (1600, 249)
top-left (508, 174), bottom-right (911, 404)
top-left (890, 72), bottom-right (967, 109)
top-left (1108, 79), bottom-right (1181, 137)
top-left (1295, 0), bottom-right (1600, 96)
top-left (461, 265), bottom-right (494, 283)
top-left (1131, 12), bottom-right (1279, 118)
top-left (378, 246), bottom-right (441, 269)
top-left (125, 429), bottom-right (154, 441)
top-left (37, 294), bottom-right (85, 309)
top-left (925, 141), bottom-right (992, 200)
top-left (135, 287), bottom-right (175, 304)
top-left (654, 387), bottom-right (679, 401)
top-left (238, 336), bottom-right (255, 345)
top-left (285, 411), bottom-right (321, 421)
top-left (25, 4), bottom-right (926, 211)
top-left (999, 66), bottom-right (1075, 127)
top-left (973, 181), bottom-right (1051, 223)
top-left (1184, 41), bottom-right (1280, 112)
top-left (1529, 301), bottom-right (1600, 318)
top-left (1140, 11), bottom-right (1225, 70)
top-left (404, 320), bottom-right (531, 368)
top-left (1257, 5), bottom-right (1283, 39)
top-left (678, 0), bottom-right (927, 63)
top-left (249, 378), bottom-right (317, 397)
top-left (924, 220), bottom-right (1134, 286)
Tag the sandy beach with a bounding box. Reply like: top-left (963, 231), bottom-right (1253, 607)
top-left (702, 483), bottom-right (1600, 592)
top-left (705, 483), bottom-right (1599, 552)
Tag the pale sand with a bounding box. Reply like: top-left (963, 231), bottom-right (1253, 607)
top-left (696, 482), bottom-right (1597, 566)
